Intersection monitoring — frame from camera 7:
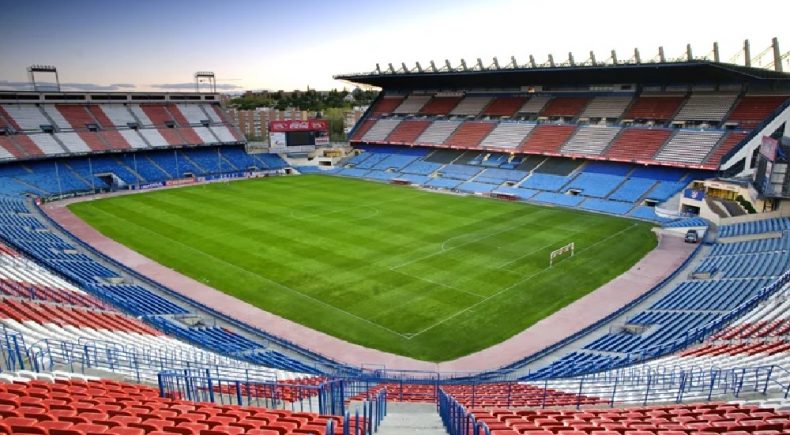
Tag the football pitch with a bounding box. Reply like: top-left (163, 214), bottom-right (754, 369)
top-left (69, 175), bottom-right (657, 361)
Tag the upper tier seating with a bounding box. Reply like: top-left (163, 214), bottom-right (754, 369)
top-left (361, 119), bottom-right (401, 142)
top-left (0, 103), bottom-right (241, 162)
top-left (539, 97), bottom-right (590, 118)
top-left (42, 105), bottom-right (71, 130)
top-left (580, 96), bottom-right (632, 119)
top-left (518, 96), bottom-right (552, 114)
top-left (419, 96), bottom-right (463, 115)
top-left (370, 95), bottom-right (405, 114)
top-left (479, 122), bottom-right (535, 149)
top-left (385, 120), bottom-right (431, 143)
top-left (350, 119), bottom-right (376, 141)
top-left (450, 96), bottom-right (492, 116)
top-left (654, 130), bottom-right (724, 165)
top-left (55, 105), bottom-right (98, 130)
top-left (519, 124), bottom-right (576, 154)
top-left (674, 94), bottom-right (738, 122)
top-left (393, 94), bottom-right (431, 114)
top-left (96, 105), bottom-right (137, 127)
top-left (415, 120), bottom-right (462, 144)
top-left (175, 103), bottom-right (209, 124)
top-left (604, 128), bottom-right (672, 162)
top-left (139, 104), bottom-right (175, 126)
top-left (560, 126), bottom-right (621, 156)
top-left (1, 105), bottom-right (51, 131)
top-left (482, 97), bottom-right (527, 116)
top-left (727, 95), bottom-right (789, 128)
top-left (444, 122), bottom-right (496, 148)
top-left (623, 95), bottom-right (685, 121)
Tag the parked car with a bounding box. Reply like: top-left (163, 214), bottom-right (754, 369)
top-left (685, 229), bottom-right (699, 243)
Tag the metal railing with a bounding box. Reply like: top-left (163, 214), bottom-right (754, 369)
top-left (439, 388), bottom-right (490, 435)
top-left (158, 369), bottom-right (387, 435)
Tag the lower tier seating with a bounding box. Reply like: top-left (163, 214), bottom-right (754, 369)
top-left (0, 374), bottom-right (350, 435)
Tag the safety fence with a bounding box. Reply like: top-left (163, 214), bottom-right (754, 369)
top-left (158, 370), bottom-right (387, 435)
top-left (439, 388), bottom-right (491, 435)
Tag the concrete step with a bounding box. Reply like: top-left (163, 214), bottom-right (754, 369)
top-left (376, 402), bottom-right (447, 435)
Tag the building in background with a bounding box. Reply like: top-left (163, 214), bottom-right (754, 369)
top-left (344, 107), bottom-right (366, 132)
top-left (227, 107), bottom-right (312, 140)
top-left (228, 106), bottom-right (368, 141)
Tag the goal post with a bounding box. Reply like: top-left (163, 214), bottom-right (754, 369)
top-left (549, 242), bottom-right (575, 267)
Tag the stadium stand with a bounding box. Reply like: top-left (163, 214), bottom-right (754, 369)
top-left (518, 95), bottom-right (552, 114)
top-left (462, 403), bottom-right (790, 433)
top-left (519, 124), bottom-right (576, 154)
top-left (539, 97), bottom-right (590, 118)
top-left (674, 93), bottom-right (738, 123)
top-left (392, 94), bottom-right (431, 114)
top-left (2, 104), bottom-right (51, 131)
top-left (444, 121), bottom-right (496, 148)
top-left (419, 96), bottom-right (462, 115)
top-left (727, 94), bottom-right (789, 128)
top-left (479, 122), bottom-right (534, 149)
top-left (704, 130), bottom-right (749, 166)
top-left (0, 373), bottom-right (363, 434)
top-left (384, 119), bottom-right (431, 144)
top-left (481, 96), bottom-right (527, 117)
top-left (360, 119), bottom-right (401, 142)
top-left (450, 96), bottom-right (492, 116)
top-left (654, 130), bottom-right (724, 165)
top-left (623, 95), bottom-right (686, 121)
top-left (579, 95), bottom-right (633, 120)
top-left (370, 95), bottom-right (405, 114)
top-left (560, 125), bottom-right (621, 156)
top-left (415, 120), bottom-right (462, 145)
top-left (524, 218), bottom-right (790, 381)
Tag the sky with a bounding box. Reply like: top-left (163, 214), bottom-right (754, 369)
top-left (0, 0), bottom-right (788, 93)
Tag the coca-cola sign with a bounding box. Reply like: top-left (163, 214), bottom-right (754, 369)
top-left (268, 120), bottom-right (328, 132)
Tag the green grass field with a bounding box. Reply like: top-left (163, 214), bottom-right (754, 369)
top-left (69, 175), bottom-right (657, 361)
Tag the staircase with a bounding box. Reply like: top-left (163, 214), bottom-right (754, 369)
top-left (375, 403), bottom-right (447, 435)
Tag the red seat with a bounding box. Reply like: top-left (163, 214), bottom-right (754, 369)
top-left (4, 416), bottom-right (46, 434)
top-left (106, 429), bottom-right (145, 435)
top-left (71, 423), bottom-right (109, 434)
top-left (162, 427), bottom-right (197, 435)
top-left (49, 430), bottom-right (86, 435)
top-left (208, 426), bottom-right (244, 434)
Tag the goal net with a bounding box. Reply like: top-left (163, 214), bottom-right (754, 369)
top-left (549, 242), bottom-right (575, 267)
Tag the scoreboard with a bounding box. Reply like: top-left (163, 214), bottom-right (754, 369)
top-left (269, 120), bottom-right (329, 152)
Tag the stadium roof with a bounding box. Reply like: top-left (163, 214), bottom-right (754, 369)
top-left (335, 61), bottom-right (790, 90)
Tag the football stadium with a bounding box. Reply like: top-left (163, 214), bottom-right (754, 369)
top-left (1, 2), bottom-right (790, 434)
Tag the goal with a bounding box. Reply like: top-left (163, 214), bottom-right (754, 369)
top-left (549, 242), bottom-right (575, 267)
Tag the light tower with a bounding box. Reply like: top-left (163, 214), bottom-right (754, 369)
top-left (28, 65), bottom-right (60, 92)
top-left (194, 71), bottom-right (216, 93)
